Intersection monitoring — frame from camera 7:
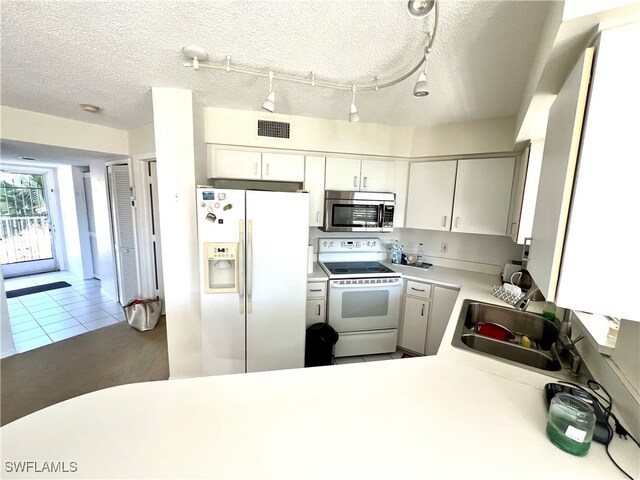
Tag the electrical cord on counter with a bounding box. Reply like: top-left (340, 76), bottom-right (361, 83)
top-left (559, 380), bottom-right (639, 480)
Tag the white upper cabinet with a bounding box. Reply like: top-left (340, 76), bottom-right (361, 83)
top-left (325, 157), bottom-right (395, 192)
top-left (530, 25), bottom-right (639, 320)
top-left (452, 157), bottom-right (515, 235)
top-left (405, 161), bottom-right (457, 231)
top-left (304, 155), bottom-right (326, 227)
top-left (507, 142), bottom-right (543, 244)
top-left (325, 157), bottom-right (362, 190)
top-left (261, 153), bottom-right (305, 182)
top-left (360, 160), bottom-right (395, 192)
top-left (208, 147), bottom-right (304, 182)
top-left (528, 49), bottom-right (594, 303)
top-left (211, 148), bottom-right (262, 180)
top-left (392, 161), bottom-right (409, 228)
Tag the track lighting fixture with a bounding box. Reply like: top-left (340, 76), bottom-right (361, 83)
top-left (262, 71), bottom-right (275, 113)
top-left (407, 0), bottom-right (435, 19)
top-left (182, 1), bottom-right (439, 120)
top-left (413, 53), bottom-right (429, 97)
top-left (349, 85), bottom-right (360, 123)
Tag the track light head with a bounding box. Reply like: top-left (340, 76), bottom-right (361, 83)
top-left (261, 71), bottom-right (275, 112)
top-left (262, 91), bottom-right (275, 112)
top-left (413, 71), bottom-right (429, 97)
top-left (348, 85), bottom-right (360, 123)
top-left (407, 0), bottom-right (435, 19)
top-left (349, 102), bottom-right (360, 123)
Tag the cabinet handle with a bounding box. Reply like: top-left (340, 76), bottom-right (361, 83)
top-left (363, 176), bottom-right (368, 188)
top-left (317, 304), bottom-right (321, 316)
top-left (510, 222), bottom-right (517, 236)
top-left (310, 289), bottom-right (322, 292)
top-left (254, 163), bottom-right (258, 175)
top-left (411, 287), bottom-right (426, 292)
top-left (455, 217), bottom-right (460, 228)
top-left (442, 216), bottom-right (447, 227)
top-left (353, 176), bottom-right (358, 188)
top-left (421, 304), bottom-right (425, 316)
top-left (316, 211), bottom-right (320, 223)
top-left (265, 163), bottom-right (270, 176)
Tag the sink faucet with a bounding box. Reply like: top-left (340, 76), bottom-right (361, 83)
top-left (515, 287), bottom-right (541, 311)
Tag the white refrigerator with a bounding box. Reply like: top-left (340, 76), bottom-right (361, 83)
top-left (197, 188), bottom-right (309, 376)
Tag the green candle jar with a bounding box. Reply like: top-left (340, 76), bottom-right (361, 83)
top-left (546, 393), bottom-right (596, 456)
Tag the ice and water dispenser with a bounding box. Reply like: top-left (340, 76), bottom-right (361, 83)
top-left (203, 242), bottom-right (239, 293)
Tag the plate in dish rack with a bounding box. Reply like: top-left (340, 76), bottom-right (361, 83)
top-left (406, 255), bottom-right (416, 264)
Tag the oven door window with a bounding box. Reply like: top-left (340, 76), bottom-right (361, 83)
top-left (342, 290), bottom-right (389, 318)
top-left (332, 204), bottom-right (380, 228)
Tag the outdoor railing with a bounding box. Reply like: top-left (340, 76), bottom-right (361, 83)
top-left (0, 215), bottom-right (53, 264)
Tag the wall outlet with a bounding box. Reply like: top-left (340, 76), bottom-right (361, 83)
top-left (441, 242), bottom-right (449, 254)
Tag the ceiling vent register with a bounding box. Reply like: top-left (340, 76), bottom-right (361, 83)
top-left (257, 120), bottom-right (290, 139)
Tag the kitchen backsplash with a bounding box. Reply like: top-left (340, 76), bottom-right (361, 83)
top-left (309, 227), bottom-right (523, 274)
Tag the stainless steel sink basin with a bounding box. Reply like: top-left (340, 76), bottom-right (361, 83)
top-left (452, 299), bottom-right (592, 383)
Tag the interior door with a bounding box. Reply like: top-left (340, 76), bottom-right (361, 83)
top-left (245, 190), bottom-right (309, 373)
top-left (82, 174), bottom-right (100, 279)
top-left (107, 164), bottom-right (138, 305)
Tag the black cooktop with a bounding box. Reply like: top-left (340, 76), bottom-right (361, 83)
top-left (321, 261), bottom-right (396, 275)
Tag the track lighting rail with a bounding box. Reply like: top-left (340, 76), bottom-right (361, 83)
top-left (182, 1), bottom-right (438, 93)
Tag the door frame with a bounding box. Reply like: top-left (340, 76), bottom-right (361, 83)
top-left (0, 165), bottom-right (62, 277)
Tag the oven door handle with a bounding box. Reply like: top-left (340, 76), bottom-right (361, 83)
top-left (330, 279), bottom-right (402, 289)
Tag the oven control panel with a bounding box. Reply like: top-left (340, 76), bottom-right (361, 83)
top-left (318, 238), bottom-right (381, 253)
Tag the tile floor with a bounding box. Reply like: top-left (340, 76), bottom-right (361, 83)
top-left (5, 271), bottom-right (125, 355)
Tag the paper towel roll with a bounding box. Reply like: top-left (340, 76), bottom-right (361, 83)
top-left (308, 245), bottom-right (314, 273)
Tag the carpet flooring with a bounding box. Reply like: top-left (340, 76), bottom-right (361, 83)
top-left (6, 281), bottom-right (72, 298)
top-left (1, 316), bottom-right (169, 426)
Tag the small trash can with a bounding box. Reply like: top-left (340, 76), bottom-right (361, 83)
top-left (305, 323), bottom-right (339, 367)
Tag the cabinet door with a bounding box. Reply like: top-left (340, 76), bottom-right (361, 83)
top-left (452, 157), bottom-right (515, 235)
top-left (325, 157), bottom-right (361, 191)
top-left (392, 161), bottom-right (409, 228)
top-left (557, 27), bottom-right (638, 320)
top-left (306, 298), bottom-right (326, 328)
top-left (399, 296), bottom-right (429, 355)
top-left (262, 153), bottom-right (305, 182)
top-left (213, 149), bottom-right (262, 179)
top-left (405, 161), bottom-right (456, 231)
top-left (427, 287), bottom-right (459, 356)
top-left (528, 49), bottom-right (594, 302)
top-left (304, 156), bottom-right (325, 227)
top-left (360, 160), bottom-right (395, 192)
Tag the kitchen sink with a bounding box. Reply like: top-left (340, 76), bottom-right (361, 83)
top-left (451, 299), bottom-right (592, 383)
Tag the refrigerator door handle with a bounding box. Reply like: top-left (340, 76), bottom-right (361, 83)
top-left (247, 219), bottom-right (253, 314)
top-left (238, 220), bottom-right (245, 314)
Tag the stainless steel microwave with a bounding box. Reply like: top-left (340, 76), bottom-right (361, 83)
top-left (321, 190), bottom-right (395, 232)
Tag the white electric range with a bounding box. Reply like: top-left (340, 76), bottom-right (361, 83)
top-left (318, 238), bottom-right (401, 357)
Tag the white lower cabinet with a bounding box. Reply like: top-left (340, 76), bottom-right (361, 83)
top-left (399, 280), bottom-right (459, 356)
top-left (427, 286), bottom-right (459, 355)
top-left (400, 296), bottom-right (430, 354)
top-left (305, 281), bottom-right (327, 328)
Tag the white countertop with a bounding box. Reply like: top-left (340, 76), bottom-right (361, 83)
top-left (2, 266), bottom-right (638, 479)
top-left (307, 262), bottom-right (329, 281)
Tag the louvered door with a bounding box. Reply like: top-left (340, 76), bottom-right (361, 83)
top-left (107, 164), bottom-right (139, 305)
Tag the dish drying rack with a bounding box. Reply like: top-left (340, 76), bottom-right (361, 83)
top-left (490, 284), bottom-right (524, 306)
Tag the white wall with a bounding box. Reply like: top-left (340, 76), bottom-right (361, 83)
top-left (152, 88), bottom-right (201, 379)
top-left (56, 165), bottom-right (86, 279)
top-left (411, 116), bottom-right (516, 158)
top-left (0, 272), bottom-right (17, 358)
top-left (89, 159), bottom-right (117, 300)
top-left (128, 123), bottom-right (155, 157)
top-left (205, 107), bottom-right (414, 158)
top-left (0, 106), bottom-right (128, 156)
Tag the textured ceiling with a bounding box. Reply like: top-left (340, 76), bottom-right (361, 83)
top-left (0, 1), bottom-right (551, 130)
